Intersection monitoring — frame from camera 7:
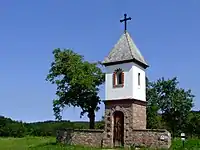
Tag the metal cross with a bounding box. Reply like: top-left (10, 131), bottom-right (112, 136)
top-left (120, 14), bottom-right (132, 32)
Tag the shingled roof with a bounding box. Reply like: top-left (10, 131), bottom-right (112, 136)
top-left (102, 31), bottom-right (149, 68)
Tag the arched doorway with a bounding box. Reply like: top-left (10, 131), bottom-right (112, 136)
top-left (113, 111), bottom-right (124, 147)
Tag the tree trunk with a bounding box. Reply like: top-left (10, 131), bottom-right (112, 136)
top-left (88, 110), bottom-right (95, 129)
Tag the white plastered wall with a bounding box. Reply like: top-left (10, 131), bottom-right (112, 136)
top-left (105, 62), bottom-right (146, 101)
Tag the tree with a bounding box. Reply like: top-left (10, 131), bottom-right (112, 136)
top-left (185, 110), bottom-right (200, 137)
top-left (146, 77), bottom-right (162, 129)
top-left (46, 48), bottom-right (105, 129)
top-left (147, 77), bottom-right (194, 137)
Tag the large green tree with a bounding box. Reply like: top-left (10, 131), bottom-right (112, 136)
top-left (146, 77), bottom-right (194, 136)
top-left (146, 77), bottom-right (162, 129)
top-left (46, 48), bottom-right (105, 129)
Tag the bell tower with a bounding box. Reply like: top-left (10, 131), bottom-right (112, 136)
top-left (102, 14), bottom-right (149, 148)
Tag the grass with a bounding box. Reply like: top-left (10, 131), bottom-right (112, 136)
top-left (0, 136), bottom-right (200, 150)
top-left (170, 138), bottom-right (200, 149)
top-left (0, 136), bottom-right (101, 150)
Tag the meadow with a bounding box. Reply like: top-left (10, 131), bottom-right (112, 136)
top-left (0, 136), bottom-right (199, 150)
top-left (0, 136), bottom-right (101, 150)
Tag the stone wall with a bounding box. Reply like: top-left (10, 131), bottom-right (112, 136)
top-left (103, 100), bottom-right (134, 147)
top-left (132, 102), bottom-right (146, 129)
top-left (130, 129), bottom-right (171, 149)
top-left (56, 129), bottom-right (104, 148)
top-left (103, 99), bottom-right (147, 147)
top-left (57, 128), bottom-right (171, 149)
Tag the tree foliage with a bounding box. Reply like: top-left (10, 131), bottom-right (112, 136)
top-left (46, 48), bottom-right (105, 129)
top-left (186, 111), bottom-right (200, 137)
top-left (146, 77), bottom-right (162, 129)
top-left (0, 116), bottom-right (105, 137)
top-left (147, 77), bottom-right (194, 137)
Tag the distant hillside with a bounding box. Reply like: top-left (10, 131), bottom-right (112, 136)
top-left (0, 116), bottom-right (104, 137)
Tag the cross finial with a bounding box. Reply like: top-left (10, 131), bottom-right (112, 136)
top-left (120, 14), bottom-right (132, 32)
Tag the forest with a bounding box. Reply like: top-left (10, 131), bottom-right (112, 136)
top-left (0, 109), bottom-right (199, 138)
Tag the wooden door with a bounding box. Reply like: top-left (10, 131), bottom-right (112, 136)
top-left (113, 111), bottom-right (124, 147)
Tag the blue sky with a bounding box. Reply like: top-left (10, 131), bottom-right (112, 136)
top-left (0, 0), bottom-right (199, 122)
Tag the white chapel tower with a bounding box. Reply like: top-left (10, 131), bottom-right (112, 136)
top-left (103, 30), bottom-right (148, 101)
top-left (102, 14), bottom-right (149, 147)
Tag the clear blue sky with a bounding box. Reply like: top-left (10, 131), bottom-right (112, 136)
top-left (0, 0), bottom-right (199, 122)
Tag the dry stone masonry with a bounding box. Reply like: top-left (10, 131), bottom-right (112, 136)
top-left (57, 129), bottom-right (104, 147)
top-left (102, 99), bottom-right (147, 147)
top-left (57, 128), bottom-right (171, 149)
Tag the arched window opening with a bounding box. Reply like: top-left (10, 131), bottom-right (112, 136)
top-left (113, 68), bottom-right (124, 88)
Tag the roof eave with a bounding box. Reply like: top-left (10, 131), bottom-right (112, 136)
top-left (102, 58), bottom-right (149, 69)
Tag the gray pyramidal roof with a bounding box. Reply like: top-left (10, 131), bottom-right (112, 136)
top-left (103, 31), bottom-right (149, 68)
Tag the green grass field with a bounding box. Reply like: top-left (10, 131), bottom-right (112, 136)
top-left (0, 136), bottom-right (101, 150)
top-left (0, 136), bottom-right (200, 150)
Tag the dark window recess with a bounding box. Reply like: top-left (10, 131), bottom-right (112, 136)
top-left (117, 72), bottom-right (123, 85)
top-left (138, 73), bottom-right (140, 86)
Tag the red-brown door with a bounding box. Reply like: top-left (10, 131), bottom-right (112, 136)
top-left (113, 111), bottom-right (124, 147)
